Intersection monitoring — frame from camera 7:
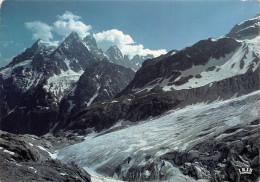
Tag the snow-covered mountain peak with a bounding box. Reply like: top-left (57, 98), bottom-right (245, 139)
top-left (131, 54), bottom-right (154, 63)
top-left (31, 39), bottom-right (56, 52)
top-left (1, 39), bottom-right (56, 69)
top-left (36, 39), bottom-right (58, 50)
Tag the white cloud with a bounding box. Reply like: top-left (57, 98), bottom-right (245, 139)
top-left (94, 29), bottom-right (134, 51)
top-left (94, 29), bottom-right (166, 58)
top-left (25, 21), bottom-right (53, 41)
top-left (25, 11), bottom-right (91, 42)
top-left (123, 44), bottom-right (167, 58)
top-left (0, 0), bottom-right (4, 9)
top-left (53, 11), bottom-right (91, 38)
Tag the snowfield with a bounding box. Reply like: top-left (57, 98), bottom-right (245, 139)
top-left (43, 67), bottom-right (84, 101)
top-left (57, 90), bottom-right (260, 181)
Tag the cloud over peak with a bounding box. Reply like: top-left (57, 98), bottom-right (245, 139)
top-left (53, 11), bottom-right (91, 38)
top-left (94, 29), bottom-right (166, 58)
top-left (25, 21), bottom-right (53, 41)
top-left (94, 29), bottom-right (134, 51)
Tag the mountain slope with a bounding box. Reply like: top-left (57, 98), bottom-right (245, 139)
top-left (58, 60), bottom-right (135, 123)
top-left (59, 15), bottom-right (260, 132)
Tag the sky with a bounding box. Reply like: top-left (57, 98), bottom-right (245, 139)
top-left (0, 0), bottom-right (259, 67)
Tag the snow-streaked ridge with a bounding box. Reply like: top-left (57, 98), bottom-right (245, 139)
top-left (164, 36), bottom-right (260, 91)
top-left (0, 59), bottom-right (32, 80)
top-left (87, 85), bottom-right (100, 107)
top-left (133, 35), bottom-right (260, 93)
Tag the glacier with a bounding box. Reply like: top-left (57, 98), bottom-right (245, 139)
top-left (57, 90), bottom-right (260, 181)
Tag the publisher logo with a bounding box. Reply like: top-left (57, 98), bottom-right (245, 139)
top-left (238, 167), bottom-right (252, 175)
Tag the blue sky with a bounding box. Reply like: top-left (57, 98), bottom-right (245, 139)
top-left (0, 0), bottom-right (259, 67)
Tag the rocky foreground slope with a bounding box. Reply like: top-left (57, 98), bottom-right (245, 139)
top-left (0, 130), bottom-right (91, 182)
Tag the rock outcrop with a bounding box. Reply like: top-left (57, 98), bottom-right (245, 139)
top-left (0, 130), bottom-right (91, 182)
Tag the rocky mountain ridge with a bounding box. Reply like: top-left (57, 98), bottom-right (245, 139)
top-left (83, 35), bottom-right (154, 71)
top-left (57, 15), bottom-right (260, 133)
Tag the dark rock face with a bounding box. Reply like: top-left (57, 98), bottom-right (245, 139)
top-left (58, 60), bottom-right (135, 123)
top-left (1, 85), bottom-right (59, 135)
top-left (105, 45), bottom-right (131, 68)
top-left (83, 35), bottom-right (107, 60)
top-left (0, 130), bottom-right (91, 182)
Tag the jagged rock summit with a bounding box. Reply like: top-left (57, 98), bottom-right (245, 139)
top-left (83, 36), bottom-right (155, 71)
